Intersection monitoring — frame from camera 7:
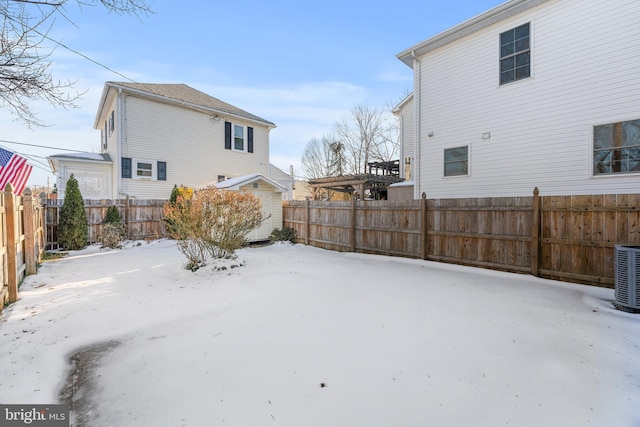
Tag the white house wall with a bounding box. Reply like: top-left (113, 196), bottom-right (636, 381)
top-left (119, 96), bottom-right (270, 199)
top-left (397, 96), bottom-right (415, 181)
top-left (267, 164), bottom-right (295, 200)
top-left (56, 163), bottom-right (113, 200)
top-left (99, 95), bottom-right (121, 199)
top-left (238, 181), bottom-right (283, 240)
top-left (415, 0), bottom-right (640, 198)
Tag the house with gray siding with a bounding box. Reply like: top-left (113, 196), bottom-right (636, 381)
top-left (396, 0), bottom-right (640, 199)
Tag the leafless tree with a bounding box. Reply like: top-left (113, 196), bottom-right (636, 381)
top-left (300, 135), bottom-right (346, 200)
top-left (334, 104), bottom-right (399, 175)
top-left (370, 104), bottom-right (400, 164)
top-left (301, 135), bottom-right (345, 179)
top-left (1, 0), bottom-right (151, 127)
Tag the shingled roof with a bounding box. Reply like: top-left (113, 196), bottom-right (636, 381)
top-left (98, 82), bottom-right (275, 127)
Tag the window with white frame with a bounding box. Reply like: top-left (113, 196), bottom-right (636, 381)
top-left (122, 158), bottom-right (167, 180)
top-left (224, 121), bottom-right (254, 153)
top-left (234, 125), bottom-right (244, 151)
top-left (136, 160), bottom-right (154, 179)
top-left (593, 119), bottom-right (640, 175)
top-left (500, 23), bottom-right (531, 85)
top-left (109, 110), bottom-right (115, 135)
top-left (444, 146), bottom-right (469, 177)
top-left (102, 120), bottom-right (108, 151)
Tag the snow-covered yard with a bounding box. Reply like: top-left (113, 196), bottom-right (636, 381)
top-left (1, 240), bottom-right (639, 426)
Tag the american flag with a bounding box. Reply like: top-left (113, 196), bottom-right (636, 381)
top-left (0, 147), bottom-right (33, 195)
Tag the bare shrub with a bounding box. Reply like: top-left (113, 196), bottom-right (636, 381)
top-left (98, 205), bottom-right (125, 249)
top-left (164, 187), bottom-right (265, 270)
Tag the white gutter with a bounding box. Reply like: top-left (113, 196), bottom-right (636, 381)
top-left (412, 51), bottom-right (422, 199)
top-left (117, 88), bottom-right (124, 198)
top-left (397, 0), bottom-right (549, 67)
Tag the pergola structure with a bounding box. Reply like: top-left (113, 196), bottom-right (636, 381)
top-left (367, 160), bottom-right (400, 177)
top-left (307, 174), bottom-right (403, 200)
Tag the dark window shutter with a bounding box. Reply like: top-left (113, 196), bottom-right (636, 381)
top-left (225, 121), bottom-right (232, 150)
top-left (157, 161), bottom-right (167, 181)
top-left (248, 127), bottom-right (254, 153)
top-left (122, 157), bottom-right (132, 178)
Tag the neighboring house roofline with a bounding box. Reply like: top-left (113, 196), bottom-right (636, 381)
top-left (93, 82), bottom-right (276, 129)
top-left (392, 92), bottom-right (414, 114)
top-left (269, 163), bottom-right (295, 182)
top-left (215, 174), bottom-right (287, 192)
top-left (396, 0), bottom-right (550, 67)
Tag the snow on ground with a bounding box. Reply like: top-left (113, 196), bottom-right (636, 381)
top-left (1, 239), bottom-right (639, 426)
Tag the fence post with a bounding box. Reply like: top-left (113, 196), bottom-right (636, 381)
top-left (125, 196), bottom-right (131, 239)
top-left (421, 192), bottom-right (428, 260)
top-left (305, 198), bottom-right (310, 246)
top-left (531, 187), bottom-right (540, 276)
top-left (22, 188), bottom-right (37, 275)
top-left (351, 197), bottom-right (357, 252)
top-left (4, 184), bottom-right (18, 303)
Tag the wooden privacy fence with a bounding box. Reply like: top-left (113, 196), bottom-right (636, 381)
top-left (0, 186), bottom-right (46, 311)
top-left (283, 189), bottom-right (640, 288)
top-left (46, 198), bottom-right (167, 249)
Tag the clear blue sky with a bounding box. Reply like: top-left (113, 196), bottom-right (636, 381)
top-left (1, 0), bottom-right (505, 187)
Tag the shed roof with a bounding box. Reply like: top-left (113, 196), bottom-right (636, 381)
top-left (215, 174), bottom-right (286, 192)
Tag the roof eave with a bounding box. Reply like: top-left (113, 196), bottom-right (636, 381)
top-left (392, 93), bottom-right (414, 114)
top-left (93, 83), bottom-right (115, 129)
top-left (104, 82), bottom-right (276, 128)
top-left (396, 0), bottom-right (549, 67)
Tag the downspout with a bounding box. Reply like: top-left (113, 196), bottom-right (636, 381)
top-left (412, 50), bottom-right (422, 199)
top-left (117, 88), bottom-right (124, 198)
top-left (399, 114), bottom-right (404, 179)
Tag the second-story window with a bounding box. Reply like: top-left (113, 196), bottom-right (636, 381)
top-left (109, 110), bottom-right (115, 134)
top-left (500, 22), bottom-right (530, 85)
top-left (225, 121), bottom-right (254, 153)
top-left (234, 125), bottom-right (244, 151)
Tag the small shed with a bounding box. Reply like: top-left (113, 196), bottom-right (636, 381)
top-left (388, 181), bottom-right (415, 201)
top-left (215, 174), bottom-right (286, 241)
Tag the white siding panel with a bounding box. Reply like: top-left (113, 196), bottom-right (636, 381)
top-left (399, 97), bottom-right (415, 180)
top-left (58, 163), bottom-right (113, 200)
top-left (237, 183), bottom-right (283, 240)
top-left (120, 96), bottom-right (270, 199)
top-left (416, 0), bottom-right (640, 197)
top-left (102, 96), bottom-right (120, 198)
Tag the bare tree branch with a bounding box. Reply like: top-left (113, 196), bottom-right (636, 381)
top-left (333, 104), bottom-right (398, 175)
top-left (0, 0), bottom-right (151, 127)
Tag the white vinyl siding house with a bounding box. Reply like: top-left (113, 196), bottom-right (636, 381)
top-left (397, 0), bottom-right (640, 198)
top-left (392, 94), bottom-right (415, 182)
top-left (49, 82), bottom-right (285, 239)
top-left (87, 82), bottom-right (276, 200)
top-left (105, 95), bottom-right (271, 199)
